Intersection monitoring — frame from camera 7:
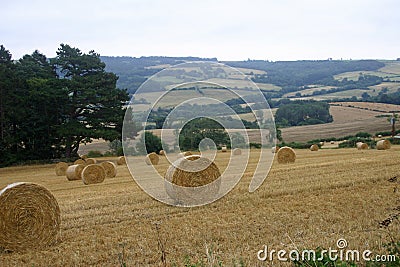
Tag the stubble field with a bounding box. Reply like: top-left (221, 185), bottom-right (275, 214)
top-left (281, 105), bottom-right (391, 142)
top-left (1, 147), bottom-right (400, 266)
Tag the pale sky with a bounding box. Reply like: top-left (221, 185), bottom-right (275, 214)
top-left (2, 0), bottom-right (399, 61)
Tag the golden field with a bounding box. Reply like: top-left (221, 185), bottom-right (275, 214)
top-left (281, 105), bottom-right (391, 142)
top-left (0, 148), bottom-right (400, 266)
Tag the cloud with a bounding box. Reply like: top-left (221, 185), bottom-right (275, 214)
top-left (1, 0), bottom-right (399, 60)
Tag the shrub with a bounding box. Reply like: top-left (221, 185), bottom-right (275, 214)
top-left (355, 132), bottom-right (372, 138)
top-left (87, 150), bottom-right (103, 158)
top-left (249, 143), bottom-right (262, 149)
top-left (135, 131), bottom-right (163, 155)
top-left (109, 139), bottom-right (122, 155)
top-left (338, 138), bottom-right (375, 149)
top-left (279, 142), bottom-right (320, 149)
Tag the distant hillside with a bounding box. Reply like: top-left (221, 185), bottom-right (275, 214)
top-left (101, 56), bottom-right (400, 104)
top-left (225, 59), bottom-right (385, 88)
top-left (101, 56), bottom-right (217, 94)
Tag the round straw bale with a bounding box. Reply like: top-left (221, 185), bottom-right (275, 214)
top-left (81, 164), bottom-right (106, 185)
top-left (164, 155), bottom-right (221, 205)
top-left (159, 150), bottom-right (165, 156)
top-left (74, 159), bottom-right (85, 165)
top-left (233, 148), bottom-right (242, 155)
top-left (277, 146), bottom-right (296, 164)
top-left (376, 139), bottom-right (391, 150)
top-left (330, 141), bottom-right (335, 144)
top-left (271, 145), bottom-right (280, 153)
top-left (178, 152), bottom-right (192, 158)
top-left (221, 146), bottom-right (227, 152)
top-left (117, 156), bottom-right (126, 165)
top-left (66, 164), bottom-right (85, 181)
top-left (145, 152), bottom-right (159, 165)
top-left (85, 158), bottom-right (97, 165)
top-left (55, 162), bottom-right (68, 176)
top-left (100, 161), bottom-right (117, 178)
top-left (0, 182), bottom-right (60, 252)
top-left (377, 134), bottom-right (383, 138)
top-left (319, 142), bottom-right (324, 146)
top-left (310, 144), bottom-right (319, 151)
top-left (81, 155), bottom-right (88, 160)
top-left (356, 142), bottom-right (369, 150)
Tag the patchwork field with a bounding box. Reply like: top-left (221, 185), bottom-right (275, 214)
top-left (0, 148), bottom-right (399, 266)
top-left (78, 103), bottom-right (395, 152)
top-left (334, 61), bottom-right (400, 81)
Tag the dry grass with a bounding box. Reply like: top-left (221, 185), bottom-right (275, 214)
top-left (0, 149), bottom-right (399, 265)
top-left (333, 101), bottom-right (400, 113)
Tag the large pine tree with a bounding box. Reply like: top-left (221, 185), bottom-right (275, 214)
top-left (0, 44), bottom-right (129, 166)
top-left (52, 44), bottom-right (128, 158)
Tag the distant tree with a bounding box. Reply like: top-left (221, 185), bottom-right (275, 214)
top-left (109, 139), bottom-right (122, 155)
top-left (275, 101), bottom-right (333, 127)
top-left (135, 131), bottom-right (163, 154)
top-left (361, 92), bottom-right (370, 100)
top-left (122, 106), bottom-right (141, 140)
top-left (230, 132), bottom-right (246, 148)
top-left (179, 117), bottom-right (229, 151)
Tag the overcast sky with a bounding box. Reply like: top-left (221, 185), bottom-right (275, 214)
top-left (2, 0), bottom-right (399, 61)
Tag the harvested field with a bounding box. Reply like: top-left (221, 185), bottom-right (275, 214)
top-left (282, 105), bottom-right (391, 142)
top-left (0, 149), bottom-right (399, 265)
top-left (333, 101), bottom-right (400, 113)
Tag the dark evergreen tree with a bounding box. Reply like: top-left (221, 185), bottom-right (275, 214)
top-left (0, 45), bottom-right (18, 165)
top-left (52, 44), bottom-right (128, 158)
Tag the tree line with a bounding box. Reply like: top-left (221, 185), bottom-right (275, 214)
top-left (0, 44), bottom-right (128, 167)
